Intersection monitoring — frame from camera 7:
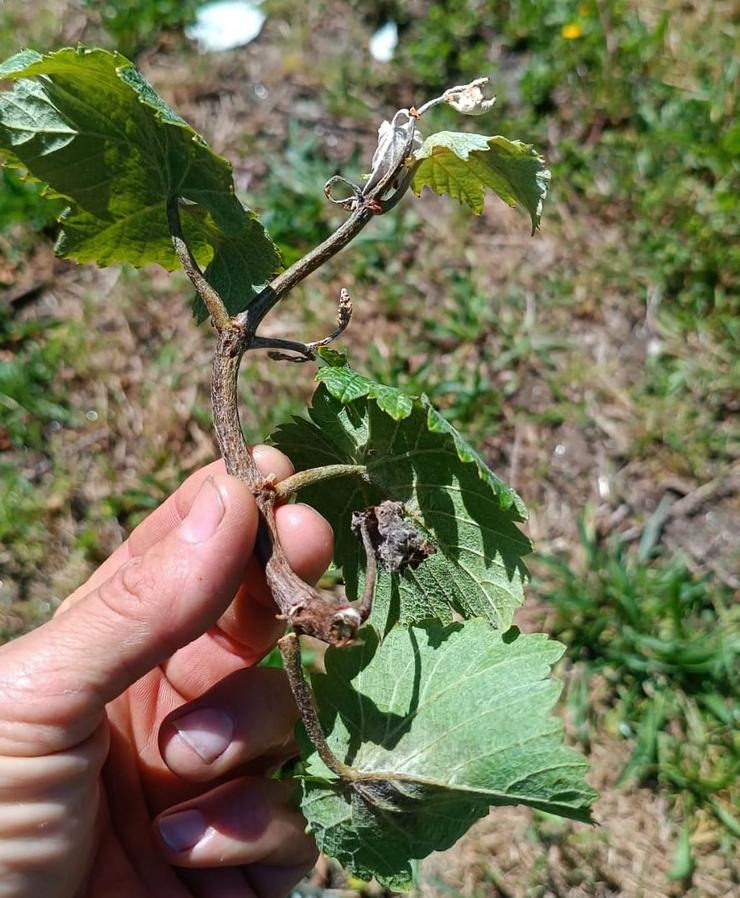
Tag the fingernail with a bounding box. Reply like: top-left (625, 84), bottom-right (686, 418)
top-left (173, 707), bottom-right (234, 764)
top-left (181, 478), bottom-right (224, 544)
top-left (159, 808), bottom-right (207, 853)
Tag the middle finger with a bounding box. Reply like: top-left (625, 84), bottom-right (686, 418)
top-left (154, 777), bottom-right (317, 870)
top-left (159, 667), bottom-right (298, 783)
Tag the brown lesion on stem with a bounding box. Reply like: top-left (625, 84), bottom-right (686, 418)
top-left (258, 488), bottom-right (366, 645)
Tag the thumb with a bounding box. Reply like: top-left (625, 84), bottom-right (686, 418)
top-left (0, 475), bottom-right (259, 756)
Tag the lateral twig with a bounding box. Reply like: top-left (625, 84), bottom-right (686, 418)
top-left (237, 205), bottom-right (374, 335)
top-left (274, 464), bottom-right (368, 501)
top-left (236, 108), bottom-right (419, 335)
top-left (251, 288), bottom-right (353, 362)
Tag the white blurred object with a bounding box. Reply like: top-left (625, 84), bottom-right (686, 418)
top-left (186, 0), bottom-right (266, 52)
top-left (369, 21), bottom-right (398, 62)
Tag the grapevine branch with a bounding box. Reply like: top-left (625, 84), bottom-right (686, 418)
top-left (167, 92), bottom-right (427, 642)
top-left (168, 80), bottom-right (487, 775)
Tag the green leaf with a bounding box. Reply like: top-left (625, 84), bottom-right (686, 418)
top-left (667, 821), bottom-right (695, 881)
top-left (300, 620), bottom-right (596, 889)
top-left (0, 47), bottom-right (280, 316)
top-left (410, 131), bottom-right (550, 233)
top-left (616, 695), bottom-right (665, 786)
top-left (316, 362), bottom-right (415, 420)
top-left (272, 360), bottom-right (531, 632)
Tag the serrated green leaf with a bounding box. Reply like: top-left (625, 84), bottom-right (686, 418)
top-left (316, 364), bottom-right (415, 420)
top-left (300, 619), bottom-right (595, 888)
top-left (315, 362), bottom-right (525, 512)
top-left (316, 346), bottom-right (348, 368)
top-left (272, 362), bottom-right (530, 632)
top-left (411, 131), bottom-right (550, 233)
top-left (0, 47), bottom-right (280, 316)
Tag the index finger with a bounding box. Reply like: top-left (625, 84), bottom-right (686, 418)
top-left (161, 500), bottom-right (334, 697)
top-left (62, 447), bottom-right (294, 609)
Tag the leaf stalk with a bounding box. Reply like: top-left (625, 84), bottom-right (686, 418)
top-left (278, 632), bottom-right (354, 779)
top-left (166, 197), bottom-right (232, 332)
top-left (274, 464), bottom-right (368, 501)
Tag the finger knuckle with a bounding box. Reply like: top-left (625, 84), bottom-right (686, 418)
top-left (99, 556), bottom-right (159, 622)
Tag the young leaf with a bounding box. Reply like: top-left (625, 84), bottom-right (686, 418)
top-left (300, 619), bottom-right (596, 889)
top-left (0, 47), bottom-right (280, 316)
top-left (410, 132), bottom-right (550, 233)
top-left (272, 358), bottom-right (531, 633)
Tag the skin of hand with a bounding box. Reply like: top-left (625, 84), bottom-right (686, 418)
top-left (0, 447), bottom-right (333, 898)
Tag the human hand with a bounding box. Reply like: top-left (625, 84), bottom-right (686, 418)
top-left (0, 448), bottom-right (332, 898)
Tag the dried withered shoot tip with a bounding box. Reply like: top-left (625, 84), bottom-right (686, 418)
top-left (351, 501), bottom-right (436, 573)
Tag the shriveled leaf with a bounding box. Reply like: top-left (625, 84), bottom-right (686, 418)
top-left (363, 109), bottom-right (422, 194)
top-left (444, 79), bottom-right (496, 116)
top-left (0, 47), bottom-right (280, 316)
top-left (300, 619), bottom-right (596, 889)
top-left (272, 358), bottom-right (530, 632)
top-left (352, 501), bottom-right (436, 573)
top-left (411, 131), bottom-right (550, 232)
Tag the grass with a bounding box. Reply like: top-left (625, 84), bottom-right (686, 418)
top-left (631, 321), bottom-right (739, 480)
top-left (0, 465), bottom-right (56, 595)
top-left (0, 303), bottom-right (83, 450)
top-left (80, 0), bottom-right (202, 57)
top-left (0, 300), bottom-right (87, 599)
top-left (536, 518), bottom-right (739, 870)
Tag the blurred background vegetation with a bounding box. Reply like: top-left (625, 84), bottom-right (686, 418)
top-left (0, 1), bottom-right (737, 896)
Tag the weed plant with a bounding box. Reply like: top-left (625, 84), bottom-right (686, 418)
top-left (0, 304), bottom-right (80, 450)
top-left (81, 0), bottom-right (202, 56)
top-left (537, 518), bottom-right (740, 849)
